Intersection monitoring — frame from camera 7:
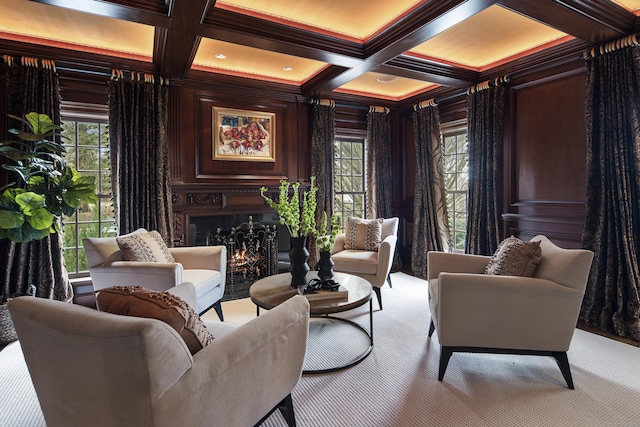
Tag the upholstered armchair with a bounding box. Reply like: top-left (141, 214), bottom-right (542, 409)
top-left (8, 290), bottom-right (310, 427)
top-left (331, 217), bottom-right (399, 309)
top-left (427, 235), bottom-right (593, 389)
top-left (84, 228), bottom-right (226, 319)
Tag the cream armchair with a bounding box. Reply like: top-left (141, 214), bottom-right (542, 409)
top-left (427, 235), bottom-right (593, 389)
top-left (84, 229), bottom-right (226, 320)
top-left (8, 291), bottom-right (310, 427)
top-left (331, 217), bottom-right (399, 309)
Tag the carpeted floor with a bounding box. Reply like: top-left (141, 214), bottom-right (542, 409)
top-left (2, 272), bottom-right (640, 426)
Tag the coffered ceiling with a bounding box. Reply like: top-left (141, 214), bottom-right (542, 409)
top-left (1, 0), bottom-right (640, 103)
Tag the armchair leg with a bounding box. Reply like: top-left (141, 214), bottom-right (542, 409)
top-left (373, 287), bottom-right (383, 310)
top-left (212, 300), bottom-right (224, 322)
top-left (387, 274), bottom-right (393, 288)
top-left (552, 351), bottom-right (575, 389)
top-left (278, 394), bottom-right (297, 427)
top-left (255, 394), bottom-right (296, 427)
top-left (438, 346), bottom-right (453, 381)
top-left (428, 319), bottom-right (435, 337)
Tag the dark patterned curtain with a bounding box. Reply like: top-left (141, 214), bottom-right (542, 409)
top-left (581, 37), bottom-right (640, 341)
top-left (366, 107), bottom-right (393, 219)
top-left (465, 80), bottom-right (506, 255)
top-left (2, 56), bottom-right (71, 301)
top-left (108, 72), bottom-right (172, 242)
top-left (411, 102), bottom-right (450, 278)
top-left (309, 99), bottom-right (335, 265)
top-left (368, 106), bottom-right (402, 271)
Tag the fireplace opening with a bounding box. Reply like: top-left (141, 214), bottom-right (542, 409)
top-left (189, 214), bottom-right (291, 300)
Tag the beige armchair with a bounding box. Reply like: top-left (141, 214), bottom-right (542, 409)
top-left (84, 229), bottom-right (226, 320)
top-left (331, 217), bottom-right (399, 309)
top-left (8, 291), bottom-right (310, 427)
top-left (427, 235), bottom-right (593, 389)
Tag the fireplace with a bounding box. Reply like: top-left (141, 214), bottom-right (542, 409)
top-left (189, 213), bottom-right (290, 299)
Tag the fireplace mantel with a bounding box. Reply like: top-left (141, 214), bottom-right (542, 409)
top-left (171, 182), bottom-right (307, 247)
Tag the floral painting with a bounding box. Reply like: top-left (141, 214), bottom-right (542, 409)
top-left (213, 107), bottom-right (275, 162)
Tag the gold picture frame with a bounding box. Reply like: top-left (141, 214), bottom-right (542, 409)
top-left (213, 107), bottom-right (275, 162)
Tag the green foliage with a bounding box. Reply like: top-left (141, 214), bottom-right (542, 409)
top-left (316, 212), bottom-right (341, 252)
top-left (260, 176), bottom-right (319, 238)
top-left (0, 112), bottom-right (97, 243)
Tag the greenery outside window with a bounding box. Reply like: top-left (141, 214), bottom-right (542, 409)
top-left (333, 136), bottom-right (366, 229)
top-left (443, 131), bottom-right (468, 252)
top-left (61, 112), bottom-right (115, 276)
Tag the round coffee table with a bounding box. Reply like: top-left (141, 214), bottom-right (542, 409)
top-left (250, 271), bottom-right (373, 374)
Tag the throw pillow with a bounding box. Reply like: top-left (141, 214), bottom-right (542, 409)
top-left (96, 286), bottom-right (214, 355)
top-left (116, 230), bottom-right (175, 263)
top-left (344, 217), bottom-right (383, 251)
top-left (485, 236), bottom-right (542, 277)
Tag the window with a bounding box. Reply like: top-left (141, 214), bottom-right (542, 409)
top-left (61, 114), bottom-right (115, 275)
top-left (443, 131), bottom-right (468, 251)
top-left (333, 136), bottom-right (366, 228)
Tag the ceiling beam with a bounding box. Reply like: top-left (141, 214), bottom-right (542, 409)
top-left (498, 0), bottom-right (637, 44)
top-left (30, 0), bottom-right (171, 27)
top-left (201, 9), bottom-right (365, 68)
top-left (303, 0), bottom-right (499, 95)
top-left (378, 56), bottom-right (479, 88)
top-left (155, 0), bottom-right (211, 78)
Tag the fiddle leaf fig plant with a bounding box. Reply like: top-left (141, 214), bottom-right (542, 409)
top-left (0, 112), bottom-right (98, 243)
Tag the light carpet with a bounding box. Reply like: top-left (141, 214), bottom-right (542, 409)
top-left (2, 272), bottom-right (640, 426)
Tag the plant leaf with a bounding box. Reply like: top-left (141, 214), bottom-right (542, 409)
top-left (24, 207), bottom-right (54, 230)
top-left (0, 209), bottom-right (24, 229)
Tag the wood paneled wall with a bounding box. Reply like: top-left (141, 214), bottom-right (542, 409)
top-left (503, 68), bottom-right (587, 248)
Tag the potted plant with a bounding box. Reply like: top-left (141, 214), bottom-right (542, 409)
top-left (0, 112), bottom-right (98, 303)
top-left (260, 176), bottom-right (319, 288)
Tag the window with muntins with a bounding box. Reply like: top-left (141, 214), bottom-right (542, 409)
top-left (61, 114), bottom-right (116, 275)
top-left (443, 131), bottom-right (468, 252)
top-left (333, 136), bottom-right (366, 229)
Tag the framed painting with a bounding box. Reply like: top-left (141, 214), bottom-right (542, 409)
top-left (213, 107), bottom-right (275, 162)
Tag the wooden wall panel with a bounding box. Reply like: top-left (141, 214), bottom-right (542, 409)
top-left (504, 68), bottom-right (588, 247)
top-left (513, 72), bottom-right (587, 201)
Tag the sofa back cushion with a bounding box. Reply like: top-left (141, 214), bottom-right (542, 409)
top-left (532, 235), bottom-right (594, 291)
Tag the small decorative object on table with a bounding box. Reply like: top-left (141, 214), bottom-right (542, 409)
top-left (260, 177), bottom-right (319, 289)
top-left (303, 278), bottom-right (348, 302)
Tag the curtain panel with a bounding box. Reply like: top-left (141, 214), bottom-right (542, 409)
top-left (310, 101), bottom-right (335, 265)
top-left (581, 43), bottom-right (640, 341)
top-left (2, 56), bottom-right (71, 301)
top-left (411, 104), bottom-right (450, 278)
top-left (366, 109), bottom-right (393, 219)
top-left (465, 84), bottom-right (505, 256)
top-left (108, 74), bottom-right (173, 243)
top-left (368, 108), bottom-right (402, 271)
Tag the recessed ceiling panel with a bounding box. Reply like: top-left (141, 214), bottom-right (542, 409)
top-left (215, 0), bottom-right (427, 42)
top-left (408, 5), bottom-right (569, 71)
top-left (335, 72), bottom-right (437, 101)
top-left (193, 39), bottom-right (328, 84)
top-left (612, 0), bottom-right (640, 13)
top-left (0, 0), bottom-right (155, 61)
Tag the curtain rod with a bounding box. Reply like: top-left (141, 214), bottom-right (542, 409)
top-left (583, 33), bottom-right (639, 59)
